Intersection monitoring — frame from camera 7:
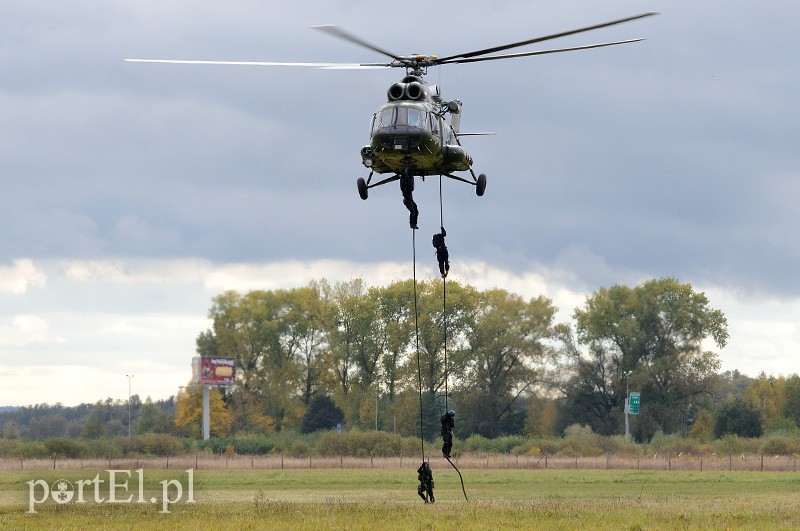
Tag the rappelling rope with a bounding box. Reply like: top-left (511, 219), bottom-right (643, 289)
top-left (412, 228), bottom-right (425, 463)
top-left (438, 175), bottom-right (468, 502)
top-left (439, 176), bottom-right (448, 414)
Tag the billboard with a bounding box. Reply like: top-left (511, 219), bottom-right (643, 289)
top-left (192, 356), bottom-right (236, 385)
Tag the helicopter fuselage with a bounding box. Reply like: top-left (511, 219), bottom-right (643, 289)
top-left (360, 77), bottom-right (472, 178)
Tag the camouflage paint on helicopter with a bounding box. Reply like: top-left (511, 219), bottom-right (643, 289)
top-left (358, 73), bottom-right (485, 201)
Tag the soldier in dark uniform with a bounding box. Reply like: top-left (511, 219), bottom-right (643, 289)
top-left (432, 227), bottom-right (449, 278)
top-left (440, 410), bottom-right (455, 458)
top-left (401, 174), bottom-right (418, 229)
top-left (416, 460), bottom-right (434, 503)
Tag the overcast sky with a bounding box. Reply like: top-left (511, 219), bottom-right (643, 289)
top-left (2, 1), bottom-right (799, 407)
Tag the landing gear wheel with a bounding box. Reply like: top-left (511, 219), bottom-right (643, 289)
top-left (357, 177), bottom-right (368, 200)
top-left (476, 174), bottom-right (487, 197)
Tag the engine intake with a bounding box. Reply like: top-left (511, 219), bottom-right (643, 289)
top-left (387, 83), bottom-right (406, 101)
top-left (387, 81), bottom-right (427, 101)
top-left (405, 82), bottom-right (424, 100)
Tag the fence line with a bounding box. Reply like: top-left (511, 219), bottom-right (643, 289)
top-left (2, 453), bottom-right (798, 472)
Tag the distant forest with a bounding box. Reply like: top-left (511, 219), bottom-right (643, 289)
top-left (0, 396), bottom-right (176, 440)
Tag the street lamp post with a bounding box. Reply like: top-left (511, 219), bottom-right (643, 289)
top-left (126, 374), bottom-right (134, 437)
top-left (623, 370), bottom-right (632, 439)
top-left (374, 370), bottom-right (381, 432)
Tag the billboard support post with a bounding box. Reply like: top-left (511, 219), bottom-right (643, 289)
top-left (202, 384), bottom-right (210, 441)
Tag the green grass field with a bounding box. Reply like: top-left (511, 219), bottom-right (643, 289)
top-left (2, 465), bottom-right (800, 529)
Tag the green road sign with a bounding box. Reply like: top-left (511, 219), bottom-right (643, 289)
top-left (629, 392), bottom-right (640, 415)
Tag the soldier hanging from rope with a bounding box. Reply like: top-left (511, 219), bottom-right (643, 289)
top-left (440, 409), bottom-right (455, 458)
top-left (432, 226), bottom-right (449, 278)
top-left (401, 174), bottom-right (419, 229)
top-left (416, 460), bottom-right (434, 503)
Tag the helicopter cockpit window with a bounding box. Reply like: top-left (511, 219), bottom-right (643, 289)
top-left (394, 107), bottom-right (407, 126)
top-left (407, 109), bottom-right (422, 127)
top-left (378, 108), bottom-right (394, 128)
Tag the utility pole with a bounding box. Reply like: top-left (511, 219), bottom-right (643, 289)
top-left (624, 370), bottom-right (632, 439)
top-left (126, 374), bottom-right (134, 437)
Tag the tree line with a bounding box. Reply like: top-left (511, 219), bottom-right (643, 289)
top-left (5, 276), bottom-right (800, 444)
top-left (181, 277), bottom-right (560, 440)
top-left (174, 276), bottom-right (784, 442)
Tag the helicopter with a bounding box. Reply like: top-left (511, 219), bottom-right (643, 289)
top-left (125, 12), bottom-right (656, 216)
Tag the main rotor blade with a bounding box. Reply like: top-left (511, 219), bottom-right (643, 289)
top-left (123, 58), bottom-right (388, 69)
top-left (439, 39), bottom-right (647, 65)
top-left (434, 12), bottom-right (657, 64)
top-left (311, 25), bottom-right (406, 63)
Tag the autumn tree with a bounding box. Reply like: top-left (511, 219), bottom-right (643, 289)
top-left (373, 280), bottom-right (415, 401)
top-left (199, 287), bottom-right (322, 431)
top-left (322, 278), bottom-right (379, 425)
top-left (173, 385), bottom-right (232, 437)
top-left (457, 289), bottom-right (558, 437)
top-left (563, 278), bottom-right (728, 437)
top-left (292, 281), bottom-right (331, 405)
top-left (742, 372), bottom-right (785, 426)
top-left (782, 375), bottom-right (800, 427)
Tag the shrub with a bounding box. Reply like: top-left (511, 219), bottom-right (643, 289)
top-left (316, 429), bottom-right (414, 457)
top-left (603, 435), bottom-right (640, 457)
top-left (715, 434), bottom-right (745, 455)
top-left (759, 434), bottom-right (800, 456)
top-left (764, 416), bottom-right (799, 436)
top-left (44, 438), bottom-right (90, 459)
top-left (182, 438), bottom-right (198, 454)
top-left (400, 435), bottom-right (421, 457)
top-left (147, 434), bottom-right (183, 456)
top-left (461, 434), bottom-right (491, 453)
top-left (355, 431), bottom-right (405, 457)
top-left (288, 440), bottom-right (311, 458)
top-left (269, 432), bottom-right (311, 455)
top-left (559, 424), bottom-right (603, 457)
top-left (196, 437), bottom-right (233, 454)
top-left (648, 432), bottom-right (706, 455)
top-left (509, 438), bottom-right (542, 456)
top-left (536, 438), bottom-right (561, 456)
top-left (489, 435), bottom-right (527, 454)
top-left (316, 431), bottom-right (346, 457)
top-left (86, 438), bottom-right (123, 459)
top-left (11, 441), bottom-right (49, 459)
top-left (116, 435), bottom-right (152, 455)
top-left (0, 439), bottom-right (20, 457)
